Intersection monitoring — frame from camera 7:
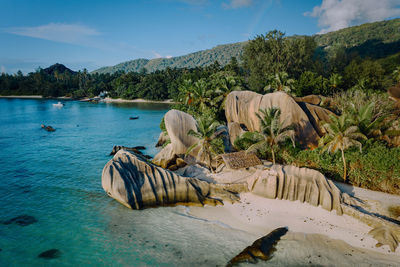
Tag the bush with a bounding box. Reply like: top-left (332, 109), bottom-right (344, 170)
top-left (279, 141), bottom-right (400, 194)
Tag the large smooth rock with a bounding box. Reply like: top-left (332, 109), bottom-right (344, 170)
top-left (226, 227), bottom-right (288, 266)
top-left (102, 150), bottom-right (238, 209)
top-left (388, 84), bottom-right (400, 100)
top-left (228, 122), bottom-right (245, 145)
top-left (297, 102), bottom-right (335, 136)
top-left (294, 95), bottom-right (322, 105)
top-left (164, 109), bottom-right (199, 155)
top-left (155, 132), bottom-right (169, 147)
top-left (152, 143), bottom-right (176, 169)
top-left (247, 164), bottom-right (343, 215)
top-left (225, 91), bottom-right (319, 147)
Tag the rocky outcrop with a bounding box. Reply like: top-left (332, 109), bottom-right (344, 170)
top-left (164, 109), bottom-right (198, 155)
top-left (102, 150), bottom-right (238, 209)
top-left (297, 102), bottom-right (335, 136)
top-left (294, 95), bottom-right (322, 105)
top-left (41, 124), bottom-right (55, 132)
top-left (152, 143), bottom-right (176, 169)
top-left (155, 132), bottom-right (169, 147)
top-left (154, 109), bottom-right (234, 168)
top-left (153, 109), bottom-right (199, 169)
top-left (388, 84), bottom-right (400, 101)
top-left (247, 163), bottom-right (400, 251)
top-left (226, 227), bottom-right (288, 266)
top-left (225, 91), bottom-right (320, 147)
top-left (109, 145), bottom-right (147, 156)
top-left (247, 165), bottom-right (343, 215)
top-left (228, 122), bottom-right (245, 145)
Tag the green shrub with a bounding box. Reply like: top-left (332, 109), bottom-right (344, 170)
top-left (279, 141), bottom-right (400, 194)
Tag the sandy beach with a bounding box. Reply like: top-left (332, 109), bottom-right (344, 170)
top-left (188, 189), bottom-right (400, 266)
top-left (0, 95), bottom-right (74, 100)
top-left (0, 95), bottom-right (43, 99)
top-left (100, 97), bottom-right (177, 104)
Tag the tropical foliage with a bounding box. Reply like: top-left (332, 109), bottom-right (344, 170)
top-left (186, 115), bottom-right (224, 172)
top-left (264, 72), bottom-right (295, 94)
top-left (235, 107), bottom-right (295, 164)
top-left (318, 114), bottom-right (367, 181)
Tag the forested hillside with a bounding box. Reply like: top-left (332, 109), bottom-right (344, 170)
top-left (1, 18), bottom-right (400, 101)
top-left (93, 18), bottom-right (400, 74)
top-left (93, 42), bottom-right (246, 74)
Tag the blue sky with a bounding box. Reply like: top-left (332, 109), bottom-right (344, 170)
top-left (1, 0), bottom-right (400, 73)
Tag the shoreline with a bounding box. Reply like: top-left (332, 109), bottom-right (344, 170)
top-left (100, 97), bottom-right (177, 104)
top-left (0, 95), bottom-right (43, 99)
top-left (188, 192), bottom-right (400, 265)
top-left (0, 95), bottom-right (72, 100)
top-left (0, 95), bottom-right (176, 104)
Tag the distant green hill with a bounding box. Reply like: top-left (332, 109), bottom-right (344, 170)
top-left (93, 18), bottom-right (400, 74)
top-left (93, 42), bottom-right (246, 74)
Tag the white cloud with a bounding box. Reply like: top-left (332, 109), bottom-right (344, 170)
top-left (1, 65), bottom-right (6, 73)
top-left (4, 23), bottom-right (100, 44)
top-left (176, 0), bottom-right (208, 5)
top-left (152, 51), bottom-right (162, 58)
top-left (223, 0), bottom-right (253, 9)
top-left (152, 51), bottom-right (174, 59)
top-left (306, 0), bottom-right (400, 33)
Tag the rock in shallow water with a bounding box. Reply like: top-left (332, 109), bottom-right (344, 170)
top-left (3, 215), bottom-right (37, 226)
top-left (38, 249), bottom-right (61, 259)
top-left (226, 227), bottom-right (288, 266)
top-left (102, 150), bottom-right (239, 209)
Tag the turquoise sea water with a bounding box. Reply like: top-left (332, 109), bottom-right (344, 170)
top-left (0, 98), bottom-right (256, 266)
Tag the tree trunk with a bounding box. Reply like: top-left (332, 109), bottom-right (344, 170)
top-left (208, 149), bottom-right (214, 174)
top-left (271, 148), bottom-right (276, 165)
top-left (341, 148), bottom-right (347, 182)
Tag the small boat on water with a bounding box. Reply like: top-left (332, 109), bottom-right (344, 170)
top-left (129, 116), bottom-right (139, 120)
top-left (53, 102), bottom-right (65, 107)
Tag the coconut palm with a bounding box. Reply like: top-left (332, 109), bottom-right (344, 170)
top-left (329, 73), bottom-right (342, 90)
top-left (245, 107), bottom-right (295, 164)
top-left (264, 71), bottom-right (295, 94)
top-left (186, 115), bottom-right (223, 173)
top-left (319, 114), bottom-right (367, 181)
top-left (393, 66), bottom-right (400, 82)
top-left (191, 79), bottom-right (213, 112)
top-left (178, 79), bottom-right (194, 105)
top-left (211, 74), bottom-right (242, 109)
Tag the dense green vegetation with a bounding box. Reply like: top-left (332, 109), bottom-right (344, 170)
top-left (2, 18), bottom-right (400, 100)
top-left (233, 89), bottom-right (400, 194)
top-left (94, 42), bottom-right (246, 74)
top-left (1, 18), bottom-right (400, 194)
top-left (94, 18), bottom-right (400, 75)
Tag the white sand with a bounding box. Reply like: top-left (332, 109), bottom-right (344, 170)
top-left (189, 192), bottom-right (400, 265)
top-left (101, 97), bottom-right (176, 104)
top-left (0, 95), bottom-right (43, 98)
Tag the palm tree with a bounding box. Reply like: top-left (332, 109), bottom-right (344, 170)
top-left (211, 74), bottom-right (242, 109)
top-left (178, 79), bottom-right (194, 105)
top-left (347, 99), bottom-right (399, 141)
top-left (264, 71), bottom-right (295, 94)
top-left (186, 115), bottom-right (223, 173)
top-left (329, 73), bottom-right (342, 90)
top-left (191, 79), bottom-right (213, 112)
top-left (393, 66), bottom-right (400, 83)
top-left (246, 107), bottom-right (295, 164)
top-left (319, 114), bottom-right (367, 181)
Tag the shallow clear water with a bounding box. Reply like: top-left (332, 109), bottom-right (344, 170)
top-left (0, 98), bottom-right (260, 266)
top-left (2, 99), bottom-right (397, 267)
